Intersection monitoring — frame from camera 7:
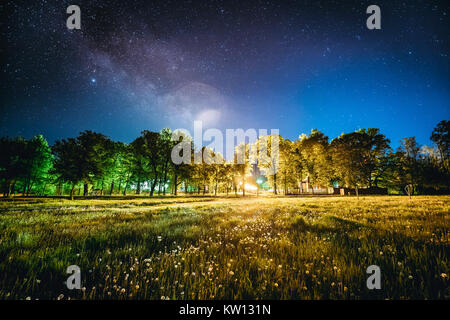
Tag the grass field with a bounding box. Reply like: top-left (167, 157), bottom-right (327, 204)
top-left (0, 195), bottom-right (448, 300)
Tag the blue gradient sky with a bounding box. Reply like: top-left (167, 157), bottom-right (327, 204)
top-left (2, 0), bottom-right (449, 148)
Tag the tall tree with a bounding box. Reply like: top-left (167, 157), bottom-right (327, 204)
top-left (257, 134), bottom-right (280, 194)
top-left (22, 135), bottom-right (53, 196)
top-left (130, 136), bottom-right (148, 195)
top-left (52, 131), bottom-right (111, 199)
top-left (0, 137), bottom-right (28, 197)
top-left (331, 128), bottom-right (390, 188)
top-left (430, 120), bottom-right (449, 172)
top-left (299, 130), bottom-right (331, 192)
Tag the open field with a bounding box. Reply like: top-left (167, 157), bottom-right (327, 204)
top-left (0, 195), bottom-right (448, 300)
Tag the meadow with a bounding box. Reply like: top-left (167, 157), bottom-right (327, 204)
top-left (0, 195), bottom-right (448, 300)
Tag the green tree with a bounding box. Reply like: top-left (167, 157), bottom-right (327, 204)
top-left (430, 120), bottom-right (449, 172)
top-left (22, 135), bottom-right (53, 196)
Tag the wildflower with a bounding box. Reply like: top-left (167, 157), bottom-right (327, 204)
top-left (408, 275), bottom-right (413, 279)
top-left (274, 283), bottom-right (279, 287)
top-left (229, 271), bottom-right (234, 276)
top-left (441, 273), bottom-right (448, 279)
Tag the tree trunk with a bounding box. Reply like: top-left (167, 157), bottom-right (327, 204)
top-left (7, 181), bottom-right (13, 197)
top-left (70, 184), bottom-right (75, 200)
top-left (136, 177), bottom-right (141, 195)
top-left (110, 181), bottom-right (114, 195)
top-left (163, 172), bottom-right (168, 195)
top-left (158, 178), bottom-right (162, 196)
top-left (274, 173), bottom-right (277, 195)
top-left (174, 174), bottom-right (178, 195)
top-left (83, 183), bottom-right (88, 196)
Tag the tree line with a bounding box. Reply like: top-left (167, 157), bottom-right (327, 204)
top-left (0, 120), bottom-right (448, 199)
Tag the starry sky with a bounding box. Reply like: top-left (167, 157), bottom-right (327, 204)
top-left (3, 0), bottom-right (449, 148)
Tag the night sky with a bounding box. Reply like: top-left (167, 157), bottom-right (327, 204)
top-left (3, 0), bottom-right (449, 148)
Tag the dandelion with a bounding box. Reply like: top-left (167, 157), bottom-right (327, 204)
top-left (441, 273), bottom-right (448, 279)
top-left (274, 283), bottom-right (279, 287)
top-left (229, 271), bottom-right (234, 276)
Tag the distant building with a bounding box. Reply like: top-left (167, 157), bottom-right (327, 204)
top-left (300, 176), bottom-right (334, 194)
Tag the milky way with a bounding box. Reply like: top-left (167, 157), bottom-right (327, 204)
top-left (3, 0), bottom-right (449, 146)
